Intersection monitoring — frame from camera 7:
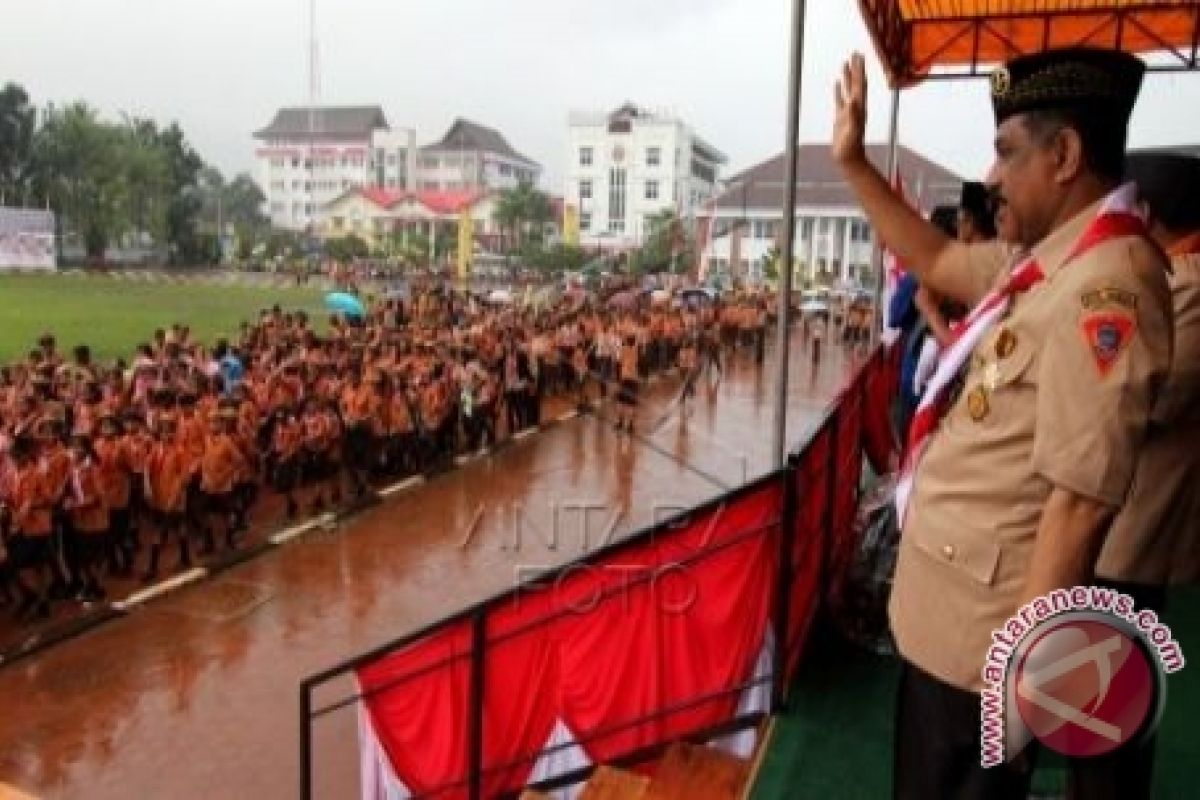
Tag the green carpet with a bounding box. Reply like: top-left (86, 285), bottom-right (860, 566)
top-left (753, 587), bottom-right (1200, 799)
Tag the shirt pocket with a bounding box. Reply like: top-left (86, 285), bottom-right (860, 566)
top-left (911, 524), bottom-right (1003, 586)
top-left (959, 334), bottom-right (1038, 430)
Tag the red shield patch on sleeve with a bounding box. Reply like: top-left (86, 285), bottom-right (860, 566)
top-left (1080, 311), bottom-right (1137, 377)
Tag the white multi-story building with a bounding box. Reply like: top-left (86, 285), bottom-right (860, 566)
top-left (254, 106), bottom-right (417, 231)
top-left (700, 144), bottom-right (962, 287)
top-left (254, 110), bottom-right (541, 232)
top-left (565, 104), bottom-right (726, 250)
top-left (417, 119), bottom-right (541, 192)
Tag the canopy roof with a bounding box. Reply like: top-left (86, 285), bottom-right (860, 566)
top-left (859, 1), bottom-right (1200, 87)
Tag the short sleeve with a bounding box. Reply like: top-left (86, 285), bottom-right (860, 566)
top-left (1031, 239), bottom-right (1173, 507)
top-left (1154, 258), bottom-right (1200, 424)
top-left (959, 242), bottom-right (1016, 305)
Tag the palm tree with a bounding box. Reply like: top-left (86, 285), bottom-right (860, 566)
top-left (493, 181), bottom-right (554, 253)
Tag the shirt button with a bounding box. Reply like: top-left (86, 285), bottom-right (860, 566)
top-left (942, 545), bottom-right (956, 561)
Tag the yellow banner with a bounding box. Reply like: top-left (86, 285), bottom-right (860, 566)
top-left (457, 209), bottom-right (474, 280)
top-left (563, 203), bottom-right (580, 247)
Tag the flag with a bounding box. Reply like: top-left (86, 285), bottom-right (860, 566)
top-left (457, 208), bottom-right (474, 281)
top-left (563, 203), bottom-right (580, 247)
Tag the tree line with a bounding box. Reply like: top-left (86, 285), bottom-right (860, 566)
top-left (0, 82), bottom-right (266, 264)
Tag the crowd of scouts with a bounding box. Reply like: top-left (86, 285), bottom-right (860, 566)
top-left (0, 285), bottom-right (772, 620)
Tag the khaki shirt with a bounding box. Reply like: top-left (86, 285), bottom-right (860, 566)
top-left (889, 200), bottom-right (1173, 692)
top-left (1098, 250), bottom-right (1200, 585)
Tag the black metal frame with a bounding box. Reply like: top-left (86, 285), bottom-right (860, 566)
top-left (299, 350), bottom-right (885, 800)
top-left (859, 1), bottom-right (1200, 85)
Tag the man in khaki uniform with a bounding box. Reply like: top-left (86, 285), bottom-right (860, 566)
top-left (1097, 152), bottom-right (1200, 594)
top-left (832, 48), bottom-right (1172, 799)
top-left (1083, 151), bottom-right (1200, 800)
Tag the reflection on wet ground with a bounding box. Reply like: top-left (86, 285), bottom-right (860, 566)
top-left (0, 336), bottom-right (861, 799)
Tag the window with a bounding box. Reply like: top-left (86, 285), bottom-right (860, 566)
top-left (386, 154), bottom-right (396, 166)
top-left (579, 146), bottom-right (593, 167)
top-left (292, 180), bottom-right (301, 191)
top-left (645, 180), bottom-right (659, 201)
top-left (753, 220), bottom-right (777, 240)
top-left (850, 219), bottom-right (872, 242)
top-left (421, 157), bottom-right (440, 170)
top-left (646, 147), bottom-right (661, 167)
top-left (580, 212), bottom-right (592, 231)
top-left (609, 168), bottom-right (627, 231)
top-left (579, 179), bottom-right (593, 200)
top-left (801, 218), bottom-right (814, 240)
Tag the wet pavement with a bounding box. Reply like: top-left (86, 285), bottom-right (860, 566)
top-left (0, 334), bottom-right (861, 800)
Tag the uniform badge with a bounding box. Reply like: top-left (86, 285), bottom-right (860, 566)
top-left (967, 386), bottom-right (990, 421)
top-left (1080, 311), bottom-right (1137, 377)
top-left (995, 329), bottom-right (1017, 360)
top-left (991, 67), bottom-right (1011, 97)
top-left (1081, 288), bottom-right (1138, 312)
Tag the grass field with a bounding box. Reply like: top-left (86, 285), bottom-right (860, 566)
top-left (0, 274), bottom-right (327, 363)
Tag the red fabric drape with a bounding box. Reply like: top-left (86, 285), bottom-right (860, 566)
top-left (358, 483), bottom-right (782, 796)
top-left (786, 429), bottom-right (832, 683)
top-left (863, 349), bottom-right (899, 475)
top-left (353, 353), bottom-right (895, 796)
top-left (480, 596), bottom-right (563, 797)
top-left (358, 622), bottom-right (473, 799)
top-left (555, 482), bottom-right (780, 763)
top-left (830, 385), bottom-right (864, 587)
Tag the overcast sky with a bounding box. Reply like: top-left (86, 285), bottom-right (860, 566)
top-left (4, 0), bottom-right (1197, 191)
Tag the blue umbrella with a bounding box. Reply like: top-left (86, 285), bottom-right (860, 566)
top-left (325, 291), bottom-right (366, 318)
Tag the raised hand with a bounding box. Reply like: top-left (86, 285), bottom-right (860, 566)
top-left (832, 53), bottom-right (868, 166)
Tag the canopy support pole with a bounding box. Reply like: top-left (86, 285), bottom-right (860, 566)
top-left (871, 87), bottom-right (902, 349)
top-left (771, 0), bottom-right (809, 468)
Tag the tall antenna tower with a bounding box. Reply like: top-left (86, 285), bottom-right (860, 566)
top-left (306, 0), bottom-right (321, 242)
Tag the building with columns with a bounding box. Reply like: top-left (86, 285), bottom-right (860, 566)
top-left (565, 104), bottom-right (726, 251)
top-left (318, 187), bottom-right (503, 253)
top-left (699, 144), bottom-right (962, 287)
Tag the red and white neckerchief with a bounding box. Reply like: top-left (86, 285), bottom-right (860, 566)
top-left (895, 183), bottom-right (1146, 525)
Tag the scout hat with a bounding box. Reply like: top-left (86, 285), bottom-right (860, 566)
top-left (1126, 151), bottom-right (1200, 233)
top-left (990, 47), bottom-right (1145, 127)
